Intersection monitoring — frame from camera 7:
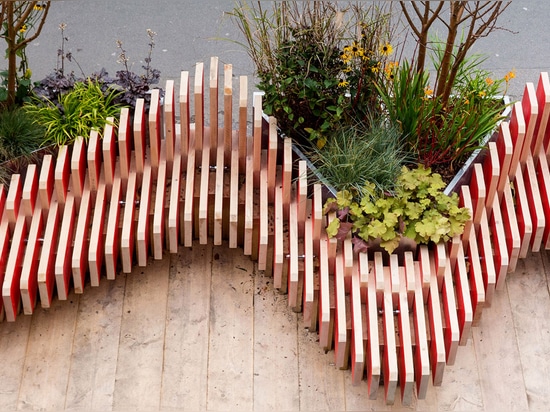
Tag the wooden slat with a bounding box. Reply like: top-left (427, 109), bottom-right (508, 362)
top-left (258, 152), bottom-right (269, 270)
top-left (72, 175), bottom-right (92, 294)
top-left (288, 199), bottom-right (299, 310)
top-left (54, 191), bottom-right (75, 300)
top-left (396, 263), bottom-right (414, 406)
top-left (454, 243), bottom-right (474, 346)
top-left (411, 266), bottom-right (430, 399)
top-left (209, 57), bottom-right (219, 164)
top-left (282, 138), bottom-right (292, 223)
top-left (149, 88), bottom-right (162, 173)
top-left (523, 155), bottom-right (545, 252)
top-left (267, 117), bottom-right (278, 203)
top-left (2, 214), bottom-right (27, 321)
top-left (478, 208), bottom-right (497, 307)
top-left (535, 147), bottom-right (550, 249)
top-left (137, 161), bottom-right (153, 266)
top-left (118, 107), bottom-right (131, 183)
top-left (253, 92), bottom-right (262, 187)
top-left (427, 269), bottom-right (446, 386)
top-left (133, 98), bottom-right (146, 175)
top-left (38, 154), bottom-right (54, 216)
top-left (153, 142), bottom-right (168, 258)
top-left (508, 101), bottom-right (526, 180)
top-left (350, 261), bottom-right (365, 386)
top-left (228, 130), bottom-right (239, 248)
top-left (6, 174), bottom-right (22, 231)
top-left (467, 225), bottom-right (486, 326)
top-left (223, 65), bottom-right (232, 165)
top-left (490, 195), bottom-right (510, 290)
top-left (88, 171), bottom-right (107, 286)
top-left (302, 218), bottom-right (316, 330)
top-left (121, 157), bottom-right (138, 272)
top-left (417, 245), bottom-right (431, 303)
top-left (20, 198), bottom-right (44, 316)
top-left (496, 121), bottom-right (514, 198)
top-left (105, 165), bottom-right (122, 279)
top-left (180, 71), bottom-right (190, 164)
top-left (334, 251), bottom-right (348, 370)
top-left (194, 62), bottom-right (205, 164)
top-left (213, 123), bottom-right (225, 246)
top-left (87, 130), bottom-right (102, 192)
top-left (297, 161), bottom-right (307, 239)
top-left (365, 253), bottom-right (380, 399)
top-left (238, 76), bottom-right (247, 174)
top-left (71, 137), bottom-right (86, 206)
top-left (183, 138), bottom-right (196, 248)
top-left (469, 163), bottom-right (486, 225)
top-left (103, 119), bottom-right (116, 188)
top-left (21, 165), bottom-right (38, 227)
top-left (198, 129), bottom-right (211, 245)
top-left (381, 255), bottom-right (398, 405)
top-left (165, 79), bottom-right (176, 167)
top-left (483, 141), bottom-right (500, 217)
top-left (519, 82), bottom-right (538, 163)
top-left (513, 164), bottom-right (533, 259)
top-left (441, 263), bottom-right (460, 366)
top-left (502, 182), bottom-right (521, 274)
top-left (168, 135), bottom-right (182, 252)
top-left (243, 131), bottom-right (254, 255)
top-left (37, 193), bottom-right (60, 308)
top-left (404, 251), bottom-right (415, 310)
top-left (533, 72), bottom-right (550, 157)
top-left (54, 145), bottom-right (70, 209)
top-left (318, 235), bottom-right (331, 351)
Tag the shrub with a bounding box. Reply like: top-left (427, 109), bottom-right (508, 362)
top-left (0, 106), bottom-right (44, 161)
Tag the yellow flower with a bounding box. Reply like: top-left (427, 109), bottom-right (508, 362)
top-left (338, 79), bottom-right (349, 88)
top-left (464, 98), bottom-right (470, 105)
top-left (34, 4), bottom-right (43, 11)
top-left (379, 42), bottom-right (393, 56)
top-left (424, 87), bottom-right (434, 97)
top-left (371, 63), bottom-right (381, 74)
top-left (19, 24), bottom-right (27, 33)
top-left (478, 90), bottom-right (487, 98)
top-left (504, 69), bottom-right (516, 83)
top-left (485, 77), bottom-right (494, 86)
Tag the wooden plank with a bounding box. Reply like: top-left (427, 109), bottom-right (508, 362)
top-left (137, 161), bottom-right (153, 265)
top-left (253, 92), bottom-right (262, 187)
top-left (441, 262), bottom-right (460, 366)
top-left (267, 116), bottom-right (278, 203)
top-left (303, 219), bottom-right (315, 329)
top-left (113, 250), bottom-right (169, 411)
top-left (168, 140), bottom-right (182, 252)
top-left (459, 185), bottom-right (474, 251)
top-left (318, 235), bottom-right (331, 351)
top-left (153, 142), bottom-right (168, 258)
top-left (349, 261), bottom-right (365, 386)
top-left (87, 129), bottom-right (102, 192)
top-left (179, 71), bottom-right (190, 164)
top-left (148, 88), bottom-right (162, 173)
top-left (508, 101), bottom-right (526, 180)
top-left (403, 251), bottom-right (415, 310)
top-left (198, 129), bottom-right (210, 245)
top-left (288, 199), bottom-right (299, 310)
top-left (194, 62), bottom-right (205, 164)
top-left (55, 145), bottom-right (70, 208)
top-left (105, 164), bottom-right (122, 279)
top-left (396, 264), bottom-right (414, 406)
top-left (483, 141), bottom-right (500, 216)
top-left (133, 98), bottom-right (146, 175)
top-left (454, 243), bottom-right (474, 346)
top-left (381, 255), bottom-right (398, 405)
top-left (37, 193), bottom-right (60, 308)
top-left (121, 157), bottom-right (138, 272)
top-left (238, 76), bottom-right (247, 174)
top-left (412, 267), bottom-right (430, 399)
top-left (432, 242), bottom-right (447, 290)
top-left (469, 163), bottom-right (486, 225)
top-left (0, 211), bottom-right (8, 319)
top-left (282, 138), bottom-right (292, 223)
top-left (243, 133), bottom-right (254, 255)
top-left (183, 139), bottom-right (196, 248)
top-left (160, 244), bottom-right (212, 411)
top-left (496, 121), bottom-right (513, 198)
top-left (38, 154), bottom-right (54, 216)
top-left (512, 164), bottom-right (533, 259)
top-left (417, 245), bottom-right (431, 303)
top-left (273, 183), bottom-right (284, 288)
top-left (466, 225), bottom-right (486, 326)
top-left (103, 118), bottom-right (116, 188)
top-left (502, 182), bottom-right (521, 274)
top-left (478, 208), bottom-right (497, 307)
top-left (71, 136), bottom-right (86, 206)
top-left (118, 107), bottom-right (131, 182)
top-left (523, 155), bottom-right (545, 252)
top-left (257, 152), bottom-right (269, 270)
top-left (21, 164), bottom-right (38, 226)
top-left (207, 244), bottom-right (254, 411)
top-left (6, 174), bottom-right (22, 231)
top-left (213, 123), bottom-right (225, 246)
top-left (223, 64), bottom-right (232, 165)
top-left (88, 171), bottom-right (107, 286)
top-left (519, 82), bottom-right (538, 163)
top-left (334, 251), bottom-right (349, 370)
top-left (490, 195), bottom-right (510, 290)
top-left (72, 175), bottom-right (92, 294)
top-left (533, 72), bottom-right (550, 158)
top-left (164, 79), bottom-right (175, 167)
top-left (54, 191), bottom-right (75, 301)
top-left (427, 269), bottom-right (446, 386)
top-left (228, 129), bottom-right (239, 249)
top-left (536, 147), bottom-right (550, 248)
top-left (365, 253), bottom-right (381, 399)
top-left (297, 161), bottom-right (307, 238)
top-left (2, 214), bottom-right (27, 321)
top-left (209, 57), bottom-right (219, 164)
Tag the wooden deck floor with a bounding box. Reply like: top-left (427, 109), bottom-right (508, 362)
top-left (1, 242), bottom-right (549, 412)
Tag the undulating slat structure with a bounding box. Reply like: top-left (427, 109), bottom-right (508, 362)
top-left (1, 58), bottom-right (549, 405)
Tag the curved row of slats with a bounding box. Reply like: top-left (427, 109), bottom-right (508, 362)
top-left (0, 58), bottom-right (549, 406)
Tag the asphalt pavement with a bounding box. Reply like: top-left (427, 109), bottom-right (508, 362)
top-left (26, 0), bottom-right (550, 101)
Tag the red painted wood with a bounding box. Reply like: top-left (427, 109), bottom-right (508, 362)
top-left (318, 235), bottom-right (331, 351)
top-left (496, 122), bottom-right (513, 198)
top-left (105, 166), bottom-right (122, 279)
top-left (350, 262), bottom-right (365, 386)
top-left (533, 72), bottom-right (550, 158)
top-left (20, 203), bottom-right (44, 315)
top-left (508, 102), bottom-right (526, 180)
top-left (2, 214), bottom-right (27, 321)
top-left (535, 147), bottom-right (550, 248)
top-left (38, 154), bottom-right (55, 218)
top-left (137, 161), bottom-right (153, 266)
top-left (37, 194), bottom-right (60, 308)
top-left (454, 243), bottom-right (473, 346)
top-left (180, 71), bottom-right (190, 165)
top-left (483, 141), bottom-right (500, 217)
top-left (103, 119), bottom-right (117, 188)
top-left (118, 107), bottom-right (131, 182)
top-left (412, 267), bottom-right (430, 399)
top-left (72, 176), bottom-right (92, 293)
top-left (427, 272), bottom-right (446, 386)
top-left (441, 263), bottom-right (459, 365)
top-left (149, 88), bottom-right (162, 173)
top-left (71, 136), bottom-right (87, 205)
top-left (133, 98), bottom-right (146, 175)
top-left (153, 143), bottom-right (168, 259)
top-left (365, 254), bottom-right (380, 399)
top-left (396, 266), bottom-right (414, 406)
top-left (121, 158), bottom-right (138, 272)
top-left (334, 251), bottom-right (348, 370)
top-left (478, 208), bottom-right (497, 307)
top-left (6, 174), bottom-right (22, 231)
top-left (55, 145), bottom-right (70, 208)
top-left (88, 171), bottom-right (107, 286)
top-left (519, 82), bottom-right (538, 163)
top-left (55, 192), bottom-right (76, 300)
top-left (513, 164), bottom-right (533, 259)
top-left (164, 79), bottom-right (176, 167)
top-left (87, 130), bottom-right (102, 192)
top-left (490, 196), bottom-right (510, 290)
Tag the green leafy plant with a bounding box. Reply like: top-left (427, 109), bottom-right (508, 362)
top-left (230, 0), bottom-right (396, 148)
top-left (308, 116), bottom-right (408, 199)
top-left (324, 165), bottom-right (471, 254)
top-left (0, 105), bottom-right (44, 161)
top-left (377, 55), bottom-right (512, 176)
top-left (24, 79), bottom-right (123, 146)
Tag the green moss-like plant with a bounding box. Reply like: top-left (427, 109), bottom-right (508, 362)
top-left (324, 165), bottom-right (471, 253)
